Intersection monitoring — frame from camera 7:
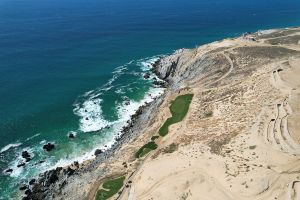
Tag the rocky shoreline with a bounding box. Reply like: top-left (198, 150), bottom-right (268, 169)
top-left (20, 58), bottom-right (170, 200)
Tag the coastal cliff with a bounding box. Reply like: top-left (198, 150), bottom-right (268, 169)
top-left (24, 27), bottom-right (300, 200)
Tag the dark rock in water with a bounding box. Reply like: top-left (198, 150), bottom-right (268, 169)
top-left (73, 161), bottom-right (79, 168)
top-left (85, 117), bottom-right (89, 120)
top-left (104, 145), bottom-right (108, 148)
top-left (48, 172), bottom-right (59, 184)
top-left (67, 167), bottom-right (75, 176)
top-left (25, 189), bottom-right (32, 195)
top-left (85, 109), bottom-right (88, 112)
top-left (94, 149), bottom-right (103, 156)
top-left (153, 80), bottom-right (167, 88)
top-left (17, 163), bottom-right (25, 168)
top-left (5, 168), bottom-right (13, 173)
top-left (25, 157), bottom-right (31, 162)
top-left (143, 72), bottom-right (150, 79)
top-left (22, 151), bottom-right (31, 159)
top-left (43, 143), bottom-right (55, 152)
top-left (39, 160), bottom-right (45, 164)
top-left (29, 179), bottom-right (36, 185)
top-left (19, 185), bottom-right (27, 191)
top-left (56, 167), bottom-right (63, 171)
top-left (68, 133), bottom-right (75, 139)
top-left (125, 101), bottom-right (130, 106)
top-left (22, 197), bottom-right (30, 200)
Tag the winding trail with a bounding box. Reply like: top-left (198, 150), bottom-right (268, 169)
top-left (208, 52), bottom-right (234, 86)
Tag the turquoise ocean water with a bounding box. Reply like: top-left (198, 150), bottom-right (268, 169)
top-left (1, 0), bottom-right (300, 198)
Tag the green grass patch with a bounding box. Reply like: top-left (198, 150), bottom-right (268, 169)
top-left (135, 141), bottom-right (158, 158)
top-left (96, 176), bottom-right (125, 200)
top-left (159, 94), bottom-right (193, 136)
top-left (151, 135), bottom-right (160, 141)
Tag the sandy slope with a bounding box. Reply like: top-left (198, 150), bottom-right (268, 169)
top-left (114, 28), bottom-right (300, 200)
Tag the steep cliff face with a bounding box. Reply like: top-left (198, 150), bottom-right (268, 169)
top-left (155, 43), bottom-right (233, 90)
top-left (155, 30), bottom-right (300, 91)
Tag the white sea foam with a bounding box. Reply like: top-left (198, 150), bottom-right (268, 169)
top-left (67, 131), bottom-right (77, 137)
top-left (64, 56), bottom-right (165, 169)
top-left (49, 138), bottom-right (115, 171)
top-left (49, 87), bottom-right (165, 171)
top-left (257, 29), bottom-right (278, 35)
top-left (8, 161), bottom-right (24, 177)
top-left (3, 57), bottom-right (166, 188)
top-left (116, 87), bottom-right (165, 125)
top-left (137, 56), bottom-right (160, 71)
top-left (74, 98), bottom-right (111, 133)
top-left (25, 133), bottom-right (40, 141)
top-left (115, 88), bottom-right (126, 94)
top-left (83, 90), bottom-right (94, 97)
top-left (0, 143), bottom-right (22, 153)
top-left (6, 147), bottom-right (33, 177)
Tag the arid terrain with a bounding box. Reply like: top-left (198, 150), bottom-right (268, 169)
top-left (117, 27), bottom-right (300, 200)
top-left (24, 27), bottom-right (300, 200)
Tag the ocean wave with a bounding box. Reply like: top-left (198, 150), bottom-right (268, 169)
top-left (51, 87), bottom-right (165, 171)
top-left (74, 98), bottom-right (111, 133)
top-left (73, 56), bottom-right (165, 134)
top-left (25, 133), bottom-right (41, 142)
top-left (116, 87), bottom-right (165, 125)
top-left (136, 56), bottom-right (161, 71)
top-left (0, 143), bottom-right (22, 154)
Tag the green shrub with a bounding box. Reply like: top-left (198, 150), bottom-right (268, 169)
top-left (151, 135), bottom-right (160, 141)
top-left (135, 141), bottom-right (158, 158)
